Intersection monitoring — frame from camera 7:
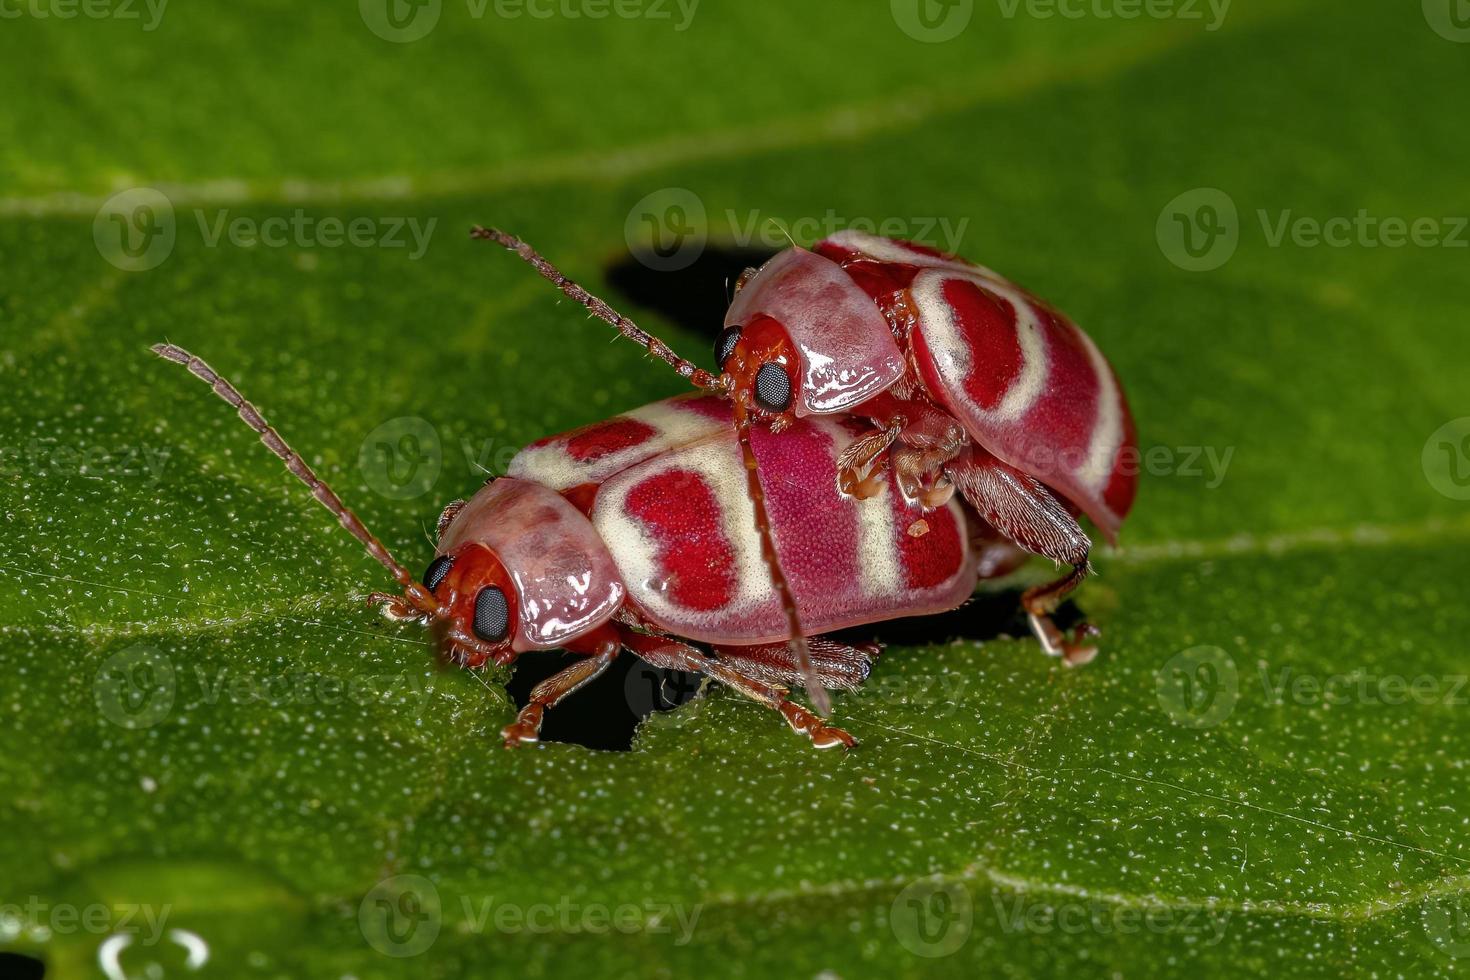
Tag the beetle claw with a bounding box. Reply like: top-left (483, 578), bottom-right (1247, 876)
top-left (501, 703), bottom-right (545, 747)
top-left (778, 701), bottom-right (858, 749)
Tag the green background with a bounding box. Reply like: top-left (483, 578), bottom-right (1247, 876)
top-left (3, 0), bottom-right (1470, 977)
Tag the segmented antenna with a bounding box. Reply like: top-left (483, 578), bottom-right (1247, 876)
top-left (470, 226), bottom-right (727, 392)
top-left (150, 343), bottom-right (440, 617)
top-left (472, 228), bottom-right (830, 715)
top-left (734, 405), bottom-right (830, 717)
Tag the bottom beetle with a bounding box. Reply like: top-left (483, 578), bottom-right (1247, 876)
top-left (153, 345), bottom-right (1039, 748)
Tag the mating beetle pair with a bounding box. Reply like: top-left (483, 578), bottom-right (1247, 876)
top-left (155, 226), bottom-right (1137, 750)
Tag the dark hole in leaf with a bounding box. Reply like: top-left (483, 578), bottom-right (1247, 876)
top-left (507, 590), bottom-right (1085, 752)
top-left (0, 953), bottom-right (45, 980)
top-left (509, 254), bottom-right (1090, 751)
top-left (604, 244), bottom-right (780, 342)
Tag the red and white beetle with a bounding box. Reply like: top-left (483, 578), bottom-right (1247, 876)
top-left (151, 346), bottom-right (1021, 749)
top-left (474, 227), bottom-right (1138, 678)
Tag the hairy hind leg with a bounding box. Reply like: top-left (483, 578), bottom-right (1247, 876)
top-left (620, 628), bottom-right (857, 750)
top-left (948, 446), bottom-right (1100, 666)
top-left (711, 636), bottom-right (879, 692)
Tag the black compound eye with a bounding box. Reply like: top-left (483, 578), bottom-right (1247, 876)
top-left (473, 586), bottom-right (510, 643)
top-left (715, 325), bottom-right (742, 367)
top-left (423, 555), bottom-right (455, 593)
top-left (754, 362), bottom-right (793, 413)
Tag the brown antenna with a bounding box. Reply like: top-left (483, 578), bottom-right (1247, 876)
top-left (150, 343), bottom-right (440, 618)
top-left (733, 405), bottom-right (830, 716)
top-left (470, 226), bottom-right (727, 392)
top-left (473, 227), bottom-right (831, 716)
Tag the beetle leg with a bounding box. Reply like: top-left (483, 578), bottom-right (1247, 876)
top-left (434, 499), bottom-right (466, 541)
top-left (946, 446), bottom-right (1100, 666)
top-left (889, 416), bottom-right (966, 509)
top-left (619, 628), bottom-right (858, 750)
top-left (711, 637), bottom-right (880, 692)
top-left (367, 591), bottom-right (427, 623)
top-left (501, 651), bottom-right (617, 746)
top-left (837, 418), bottom-right (904, 499)
top-left (502, 626), bottom-right (620, 746)
top-left (1022, 565), bottom-right (1099, 667)
top-left (892, 445), bottom-right (960, 509)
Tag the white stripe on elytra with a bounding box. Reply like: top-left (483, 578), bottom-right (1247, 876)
top-left (823, 229), bottom-right (1008, 283)
top-left (507, 398), bottom-right (724, 491)
top-left (910, 269), bottom-right (1048, 425)
top-left (1076, 328), bottom-right (1123, 503)
top-left (592, 434), bottom-right (773, 629)
top-left (854, 478), bottom-right (903, 599)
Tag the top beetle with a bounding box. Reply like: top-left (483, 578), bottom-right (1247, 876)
top-left (476, 228), bottom-right (1138, 668)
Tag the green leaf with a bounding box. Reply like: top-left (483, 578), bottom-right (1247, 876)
top-left (3, 1), bottom-right (1469, 977)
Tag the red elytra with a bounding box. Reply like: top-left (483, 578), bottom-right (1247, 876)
top-left (151, 345), bottom-right (1019, 749)
top-left (151, 225), bottom-right (1138, 749)
top-left (473, 227), bottom-right (1136, 670)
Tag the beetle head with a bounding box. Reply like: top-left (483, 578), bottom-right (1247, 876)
top-left (426, 477), bottom-right (626, 668)
top-left (713, 314), bottom-right (801, 426)
top-left (719, 246), bottom-right (907, 419)
top-left (418, 543), bottom-right (519, 668)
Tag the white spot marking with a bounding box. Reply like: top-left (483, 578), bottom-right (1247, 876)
top-left (911, 270), bottom-right (1049, 424)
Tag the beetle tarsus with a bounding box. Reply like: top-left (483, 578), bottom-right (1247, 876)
top-left (777, 701), bottom-right (857, 749)
top-left (620, 627), bottom-right (862, 750)
top-left (368, 591), bottom-right (427, 622)
top-left (1023, 562), bottom-right (1097, 666)
top-left (500, 650), bottom-right (617, 748)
